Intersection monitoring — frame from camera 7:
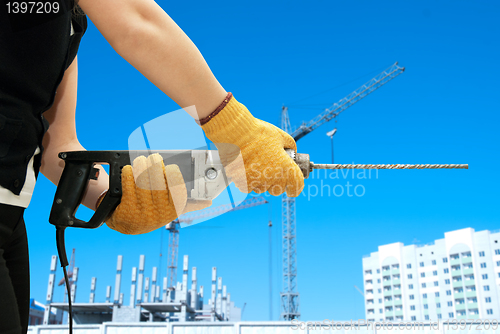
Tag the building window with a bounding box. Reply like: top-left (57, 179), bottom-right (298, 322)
top-left (409, 284), bottom-right (413, 289)
top-left (407, 264), bottom-right (412, 269)
top-left (377, 269), bottom-right (380, 273)
top-left (481, 263), bottom-right (487, 268)
top-left (422, 283), bottom-right (426, 288)
top-left (432, 260), bottom-right (436, 265)
top-left (445, 279), bottom-right (450, 284)
top-left (479, 251), bottom-right (485, 257)
top-left (408, 274), bottom-right (412, 279)
top-left (484, 286), bottom-right (490, 291)
top-left (379, 309), bottom-right (383, 313)
top-left (495, 249), bottom-right (500, 255)
top-left (438, 314), bottom-right (442, 319)
top-left (434, 281), bottom-right (439, 287)
top-left (423, 293), bottom-right (427, 299)
top-left (449, 312), bottom-right (454, 318)
top-left (378, 289), bottom-right (382, 293)
top-left (420, 262), bottom-right (424, 267)
top-left (410, 295), bottom-right (414, 300)
top-left (487, 309), bottom-right (493, 315)
top-left (379, 299), bottom-right (382, 303)
top-left (448, 301), bottom-right (453, 307)
top-left (498, 273), bottom-right (500, 278)
top-left (410, 305), bottom-right (415, 310)
top-left (482, 274), bottom-right (488, 279)
top-left (424, 304), bottom-right (428, 309)
top-left (435, 292), bottom-right (440, 297)
top-left (425, 315), bottom-right (429, 320)
top-left (444, 268), bottom-right (449, 274)
top-left (443, 258), bottom-right (448, 263)
top-left (378, 279), bottom-right (381, 283)
top-left (421, 273), bottom-right (425, 278)
top-left (446, 290), bottom-right (451, 296)
top-left (411, 316), bottom-right (416, 321)
top-left (433, 270), bottom-right (438, 276)
top-left (437, 303), bottom-right (441, 308)
top-left (486, 297), bottom-right (491, 303)
top-left (497, 261), bottom-right (500, 267)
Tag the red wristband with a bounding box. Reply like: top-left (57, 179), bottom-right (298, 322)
top-left (197, 92), bottom-right (233, 125)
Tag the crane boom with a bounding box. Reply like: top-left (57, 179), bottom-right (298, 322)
top-left (178, 196), bottom-right (268, 224)
top-left (291, 62), bottom-right (405, 141)
top-left (166, 196), bottom-right (268, 289)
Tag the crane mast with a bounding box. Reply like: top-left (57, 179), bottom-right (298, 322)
top-left (280, 62), bottom-right (405, 320)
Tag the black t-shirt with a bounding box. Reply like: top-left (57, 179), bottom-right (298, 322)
top-left (0, 0), bottom-right (87, 195)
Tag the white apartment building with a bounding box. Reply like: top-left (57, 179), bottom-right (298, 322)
top-left (362, 228), bottom-right (500, 322)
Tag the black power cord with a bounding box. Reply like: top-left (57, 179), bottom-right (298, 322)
top-left (56, 227), bottom-right (73, 334)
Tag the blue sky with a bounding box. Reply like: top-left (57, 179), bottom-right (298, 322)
top-left (26, 0), bottom-right (499, 321)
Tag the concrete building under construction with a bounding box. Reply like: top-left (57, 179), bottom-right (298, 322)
top-left (41, 253), bottom-right (241, 324)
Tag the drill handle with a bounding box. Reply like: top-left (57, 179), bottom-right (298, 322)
top-left (49, 151), bottom-right (124, 229)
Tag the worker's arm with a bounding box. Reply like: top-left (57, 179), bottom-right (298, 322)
top-left (78, 0), bottom-right (227, 120)
top-left (41, 56), bottom-right (109, 211)
top-left (77, 0), bottom-right (305, 197)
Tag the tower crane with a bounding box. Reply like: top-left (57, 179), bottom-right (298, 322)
top-left (165, 196), bottom-right (269, 289)
top-left (280, 62), bottom-right (405, 320)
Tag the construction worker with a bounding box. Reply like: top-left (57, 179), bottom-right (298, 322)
top-left (0, 0), bottom-right (304, 332)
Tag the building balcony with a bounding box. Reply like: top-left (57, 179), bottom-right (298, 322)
top-left (462, 268), bottom-right (474, 275)
top-left (384, 311), bottom-right (393, 316)
top-left (462, 257), bottom-right (472, 265)
top-left (453, 281), bottom-right (464, 288)
top-left (451, 258), bottom-right (461, 266)
top-left (466, 291), bottom-right (476, 298)
top-left (395, 310), bottom-right (403, 316)
top-left (467, 303), bottom-right (478, 309)
top-left (365, 273), bottom-right (373, 280)
top-left (451, 270), bottom-right (462, 277)
top-left (464, 279), bottom-right (475, 286)
top-left (383, 281), bottom-right (391, 287)
top-left (454, 292), bottom-right (464, 299)
top-left (385, 300), bottom-right (393, 306)
top-left (392, 279), bottom-right (401, 285)
top-left (462, 268), bottom-right (474, 276)
top-left (392, 269), bottom-right (400, 275)
top-left (384, 290), bottom-right (392, 297)
top-left (455, 303), bottom-right (466, 311)
top-left (468, 314), bottom-right (479, 319)
top-left (393, 300), bottom-right (403, 306)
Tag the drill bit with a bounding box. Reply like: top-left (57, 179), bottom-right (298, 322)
top-left (312, 163), bottom-right (469, 170)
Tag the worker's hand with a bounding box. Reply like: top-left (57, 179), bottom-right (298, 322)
top-left (200, 94), bottom-right (304, 197)
top-left (97, 154), bottom-right (210, 235)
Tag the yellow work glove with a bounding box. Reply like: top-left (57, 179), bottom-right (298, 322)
top-left (97, 154), bottom-right (210, 235)
top-left (201, 94), bottom-right (304, 197)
